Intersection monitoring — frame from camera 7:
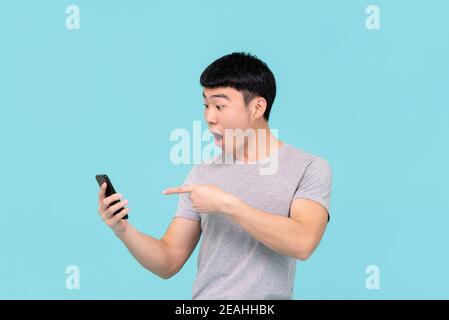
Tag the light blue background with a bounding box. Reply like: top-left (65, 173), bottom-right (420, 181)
top-left (1, 0), bottom-right (448, 299)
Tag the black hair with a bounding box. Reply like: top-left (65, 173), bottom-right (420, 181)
top-left (200, 52), bottom-right (276, 121)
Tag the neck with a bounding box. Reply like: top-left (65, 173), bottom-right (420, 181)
top-left (233, 124), bottom-right (283, 163)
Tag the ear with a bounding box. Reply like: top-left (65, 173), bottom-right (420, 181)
top-left (250, 97), bottom-right (267, 120)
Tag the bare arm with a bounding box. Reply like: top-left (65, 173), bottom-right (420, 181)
top-left (97, 182), bottom-right (201, 279)
top-left (115, 218), bottom-right (200, 279)
top-left (225, 198), bottom-right (328, 260)
top-left (163, 184), bottom-right (328, 261)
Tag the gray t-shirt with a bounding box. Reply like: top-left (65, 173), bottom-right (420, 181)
top-left (174, 143), bottom-right (332, 300)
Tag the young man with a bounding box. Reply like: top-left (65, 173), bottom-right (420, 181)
top-left (97, 52), bottom-right (332, 300)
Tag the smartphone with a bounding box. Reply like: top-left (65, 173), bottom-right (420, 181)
top-left (95, 174), bottom-right (129, 220)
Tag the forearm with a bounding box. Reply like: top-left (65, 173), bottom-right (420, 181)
top-left (115, 224), bottom-right (174, 279)
top-left (224, 201), bottom-right (312, 260)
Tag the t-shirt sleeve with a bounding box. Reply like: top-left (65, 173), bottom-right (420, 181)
top-left (292, 157), bottom-right (333, 218)
top-left (173, 166), bottom-right (201, 222)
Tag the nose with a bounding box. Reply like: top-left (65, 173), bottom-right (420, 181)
top-left (204, 107), bottom-right (218, 126)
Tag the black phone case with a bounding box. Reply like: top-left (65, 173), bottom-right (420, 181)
top-left (95, 174), bottom-right (129, 220)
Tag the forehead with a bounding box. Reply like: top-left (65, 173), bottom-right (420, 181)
top-left (202, 87), bottom-right (243, 101)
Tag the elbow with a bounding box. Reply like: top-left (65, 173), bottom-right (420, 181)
top-left (156, 270), bottom-right (175, 280)
top-left (159, 272), bottom-right (173, 280)
top-left (296, 251), bottom-right (312, 261)
top-left (155, 265), bottom-right (180, 280)
top-left (294, 244), bottom-right (315, 261)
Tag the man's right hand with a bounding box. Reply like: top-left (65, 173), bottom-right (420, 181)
top-left (97, 182), bottom-right (131, 234)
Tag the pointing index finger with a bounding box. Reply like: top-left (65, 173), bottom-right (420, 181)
top-left (163, 185), bottom-right (194, 195)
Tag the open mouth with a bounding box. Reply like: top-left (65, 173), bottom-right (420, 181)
top-left (209, 129), bottom-right (223, 146)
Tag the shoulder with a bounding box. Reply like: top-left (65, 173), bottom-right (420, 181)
top-left (307, 157), bottom-right (332, 175)
top-left (283, 143), bottom-right (332, 178)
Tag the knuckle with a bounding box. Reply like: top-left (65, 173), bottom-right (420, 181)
top-left (113, 202), bottom-right (123, 210)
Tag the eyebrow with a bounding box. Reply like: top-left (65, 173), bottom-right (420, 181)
top-left (202, 92), bottom-right (231, 101)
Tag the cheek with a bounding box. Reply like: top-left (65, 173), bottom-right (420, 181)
top-left (224, 108), bottom-right (251, 127)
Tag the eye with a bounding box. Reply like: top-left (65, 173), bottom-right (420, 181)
top-left (216, 105), bottom-right (224, 110)
top-left (203, 103), bottom-right (209, 109)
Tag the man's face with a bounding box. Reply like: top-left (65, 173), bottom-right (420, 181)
top-left (203, 87), bottom-right (253, 153)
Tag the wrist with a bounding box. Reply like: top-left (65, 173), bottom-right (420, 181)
top-left (114, 223), bottom-right (130, 239)
top-left (222, 195), bottom-right (245, 217)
